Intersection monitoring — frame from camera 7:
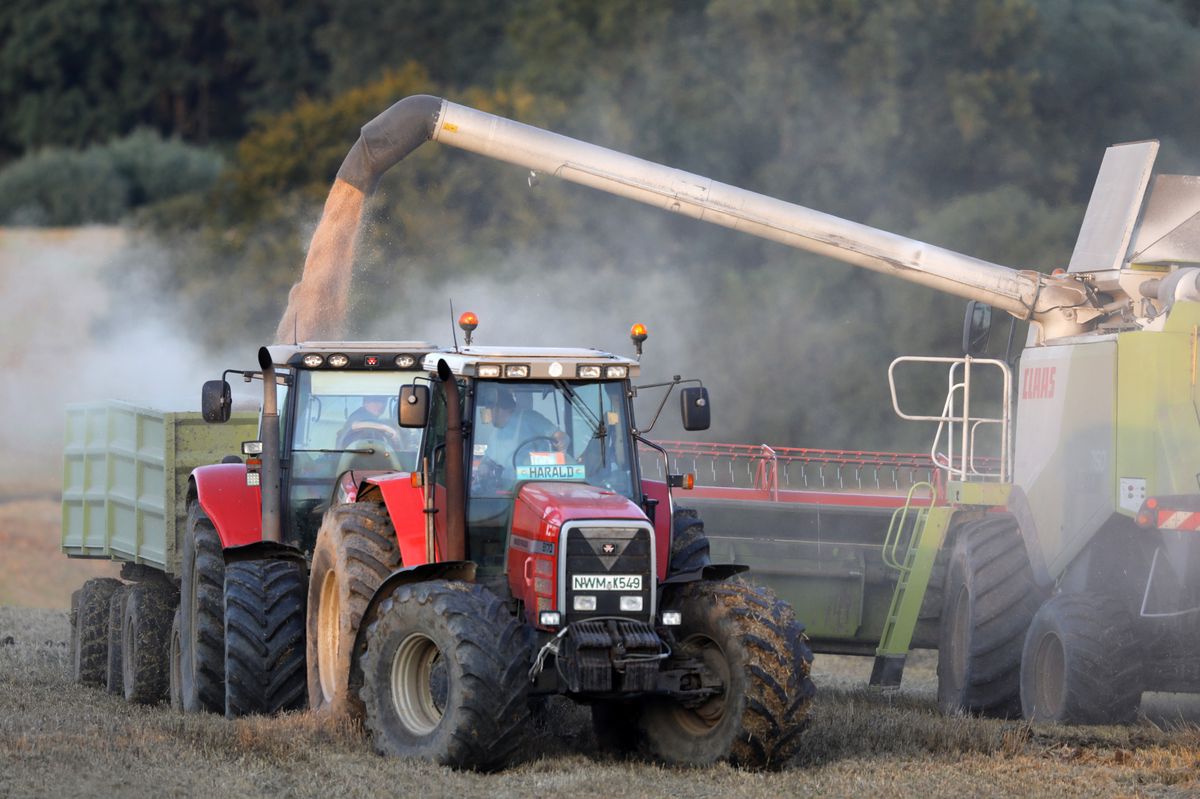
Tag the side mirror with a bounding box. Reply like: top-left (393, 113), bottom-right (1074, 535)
top-left (202, 380), bottom-right (232, 423)
top-left (398, 384), bottom-right (430, 428)
top-left (962, 301), bottom-right (993, 356)
top-left (680, 386), bottom-right (711, 431)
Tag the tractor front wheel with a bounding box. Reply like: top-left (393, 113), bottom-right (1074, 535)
top-left (307, 503), bottom-right (402, 718)
top-left (640, 580), bottom-right (815, 769)
top-left (359, 581), bottom-right (531, 770)
top-left (669, 507), bottom-right (711, 575)
top-left (1020, 593), bottom-right (1143, 724)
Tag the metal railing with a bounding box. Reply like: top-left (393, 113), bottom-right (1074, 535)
top-left (887, 355), bottom-right (1012, 482)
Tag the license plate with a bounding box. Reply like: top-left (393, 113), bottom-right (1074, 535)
top-left (571, 574), bottom-right (642, 591)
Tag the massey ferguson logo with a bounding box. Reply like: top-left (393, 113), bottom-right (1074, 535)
top-left (602, 543), bottom-right (616, 555)
top-left (1022, 366), bottom-right (1057, 400)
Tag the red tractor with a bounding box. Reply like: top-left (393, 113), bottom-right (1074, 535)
top-left (289, 321), bottom-right (815, 769)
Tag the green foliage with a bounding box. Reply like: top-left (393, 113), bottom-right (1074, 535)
top-left (0, 131), bottom-right (223, 226)
top-left (7, 0), bottom-right (1194, 448)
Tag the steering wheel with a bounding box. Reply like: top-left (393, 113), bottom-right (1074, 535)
top-left (512, 435), bottom-right (568, 467)
top-left (339, 421), bottom-right (406, 455)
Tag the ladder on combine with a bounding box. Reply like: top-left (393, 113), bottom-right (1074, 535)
top-left (870, 483), bottom-right (955, 687)
top-left (870, 355), bottom-right (1014, 687)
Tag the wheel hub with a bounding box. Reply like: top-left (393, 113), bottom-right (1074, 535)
top-left (390, 632), bottom-right (446, 734)
top-left (317, 571), bottom-right (340, 702)
top-left (1032, 631), bottom-right (1067, 719)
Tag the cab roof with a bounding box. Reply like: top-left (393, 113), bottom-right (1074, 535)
top-left (266, 341), bottom-right (438, 370)
top-left (427, 346), bottom-right (640, 379)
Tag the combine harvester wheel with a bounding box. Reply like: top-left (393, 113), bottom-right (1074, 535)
top-left (937, 515), bottom-right (1043, 717)
top-left (1020, 592), bottom-right (1143, 724)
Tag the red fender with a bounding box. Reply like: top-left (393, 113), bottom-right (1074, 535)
top-left (365, 472), bottom-right (428, 567)
top-left (191, 463), bottom-right (262, 548)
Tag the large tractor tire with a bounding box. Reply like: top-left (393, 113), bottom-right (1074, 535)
top-left (180, 503), bottom-right (226, 713)
top-left (640, 580), bottom-right (815, 769)
top-left (168, 607), bottom-right (184, 711)
top-left (669, 507), bottom-right (712, 576)
top-left (937, 514), bottom-right (1044, 717)
top-left (307, 503), bottom-right (402, 718)
top-left (105, 584), bottom-right (130, 695)
top-left (224, 558), bottom-right (308, 718)
top-left (122, 583), bottom-right (175, 705)
top-left (359, 581), bottom-right (531, 771)
top-left (1020, 592), bottom-right (1143, 724)
top-left (73, 577), bottom-right (122, 686)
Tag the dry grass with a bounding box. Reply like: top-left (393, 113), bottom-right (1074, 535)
top-left (2, 607), bottom-right (1198, 798)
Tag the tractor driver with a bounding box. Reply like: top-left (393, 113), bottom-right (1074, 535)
top-left (336, 396), bottom-right (397, 449)
top-left (476, 386), bottom-right (569, 486)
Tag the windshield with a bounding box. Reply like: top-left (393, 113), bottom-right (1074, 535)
top-left (287, 370), bottom-right (423, 547)
top-left (470, 379), bottom-right (636, 501)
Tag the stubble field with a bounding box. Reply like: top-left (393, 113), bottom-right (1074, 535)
top-left (2, 587), bottom-right (1198, 797)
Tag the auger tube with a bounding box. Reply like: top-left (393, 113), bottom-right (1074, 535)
top-left (338, 95), bottom-right (1099, 341)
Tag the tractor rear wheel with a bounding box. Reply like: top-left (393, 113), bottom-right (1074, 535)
top-left (180, 503), bottom-right (226, 713)
top-left (359, 581), bottom-right (531, 770)
top-left (168, 607), bottom-right (183, 710)
top-left (73, 577), bottom-right (122, 686)
top-left (224, 558), bottom-right (307, 718)
top-left (121, 583), bottom-right (175, 705)
top-left (307, 503), bottom-right (402, 718)
top-left (1020, 593), bottom-right (1143, 724)
top-left (640, 580), bottom-right (815, 769)
top-left (937, 514), bottom-right (1043, 717)
top-left (105, 584), bottom-right (130, 695)
top-left (669, 507), bottom-right (711, 575)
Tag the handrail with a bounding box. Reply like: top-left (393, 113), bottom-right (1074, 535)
top-left (882, 481), bottom-right (935, 571)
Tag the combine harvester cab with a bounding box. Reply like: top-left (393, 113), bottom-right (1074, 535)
top-left (309, 317), bottom-right (815, 770)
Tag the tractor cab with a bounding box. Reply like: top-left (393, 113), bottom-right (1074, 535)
top-left (411, 347), bottom-right (646, 590)
top-left (203, 340), bottom-right (436, 550)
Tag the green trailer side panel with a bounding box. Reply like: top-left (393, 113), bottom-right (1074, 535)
top-left (62, 401), bottom-right (257, 575)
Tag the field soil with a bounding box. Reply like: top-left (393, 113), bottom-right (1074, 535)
top-left (1, 604), bottom-right (1197, 797)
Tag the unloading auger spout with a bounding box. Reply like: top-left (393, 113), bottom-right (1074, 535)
top-left (335, 94), bottom-right (1100, 341)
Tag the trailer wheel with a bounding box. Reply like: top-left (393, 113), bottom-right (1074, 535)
top-left (307, 503), bottom-right (402, 718)
top-left (223, 558), bottom-right (307, 718)
top-left (180, 503), bottom-right (225, 713)
top-left (168, 607), bottom-right (183, 710)
top-left (105, 585), bottom-right (130, 694)
top-left (1020, 593), bottom-right (1143, 724)
top-left (69, 589), bottom-right (81, 665)
top-left (122, 584), bottom-right (175, 705)
top-left (669, 507), bottom-right (711, 575)
top-left (640, 580), bottom-right (815, 769)
top-left (73, 577), bottom-right (121, 686)
top-left (359, 581), bottom-right (531, 770)
top-left (937, 514), bottom-right (1043, 717)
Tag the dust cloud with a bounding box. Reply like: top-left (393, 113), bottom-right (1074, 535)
top-left (0, 228), bottom-right (234, 487)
